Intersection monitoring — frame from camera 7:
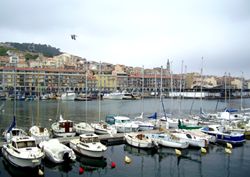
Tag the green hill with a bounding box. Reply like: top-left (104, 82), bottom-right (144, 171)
top-left (0, 42), bottom-right (62, 57)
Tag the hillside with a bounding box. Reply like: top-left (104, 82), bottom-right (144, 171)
top-left (0, 42), bottom-right (62, 57)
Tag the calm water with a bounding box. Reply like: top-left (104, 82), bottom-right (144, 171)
top-left (0, 142), bottom-right (250, 177)
top-left (0, 98), bottom-right (250, 177)
top-left (1, 98), bottom-right (250, 132)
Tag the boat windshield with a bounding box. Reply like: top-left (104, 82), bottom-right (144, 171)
top-left (116, 119), bottom-right (130, 123)
top-left (16, 141), bottom-right (36, 148)
top-left (80, 137), bottom-right (99, 143)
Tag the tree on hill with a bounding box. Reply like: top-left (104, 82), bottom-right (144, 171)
top-left (4, 42), bottom-right (62, 57)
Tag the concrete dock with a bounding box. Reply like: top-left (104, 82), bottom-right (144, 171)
top-left (0, 130), bottom-right (161, 148)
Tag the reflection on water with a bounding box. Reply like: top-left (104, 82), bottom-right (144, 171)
top-left (1, 143), bottom-right (250, 177)
top-left (76, 154), bottom-right (107, 171)
top-left (1, 158), bottom-right (41, 177)
top-left (2, 98), bottom-right (250, 133)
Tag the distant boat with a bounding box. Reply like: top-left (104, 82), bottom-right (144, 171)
top-left (103, 91), bottom-right (124, 100)
top-left (103, 90), bottom-right (134, 100)
top-left (61, 91), bottom-right (76, 101)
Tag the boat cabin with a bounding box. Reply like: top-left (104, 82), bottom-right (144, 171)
top-left (11, 136), bottom-right (36, 149)
top-left (106, 115), bottom-right (131, 125)
top-left (79, 134), bottom-right (100, 143)
top-left (59, 120), bottom-right (74, 132)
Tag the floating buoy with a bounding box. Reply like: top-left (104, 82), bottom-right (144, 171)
top-left (225, 148), bottom-right (232, 154)
top-left (201, 147), bottom-right (207, 154)
top-left (111, 161), bottom-right (116, 168)
top-left (38, 169), bottom-right (44, 176)
top-left (226, 143), bottom-right (233, 149)
top-left (79, 167), bottom-right (84, 174)
top-left (49, 118), bottom-right (52, 122)
top-left (124, 155), bottom-right (132, 164)
top-left (175, 149), bottom-right (181, 156)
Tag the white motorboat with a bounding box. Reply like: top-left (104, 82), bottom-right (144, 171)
top-left (106, 115), bottom-right (139, 133)
top-left (74, 122), bottom-right (95, 135)
top-left (39, 139), bottom-right (76, 164)
top-left (51, 115), bottom-right (76, 137)
top-left (172, 130), bottom-right (209, 148)
top-left (103, 91), bottom-right (124, 100)
top-left (70, 133), bottom-right (107, 158)
top-left (91, 121), bottom-right (117, 135)
top-left (1, 136), bottom-right (44, 168)
top-left (61, 91), bottom-right (76, 101)
top-left (145, 133), bottom-right (189, 149)
top-left (124, 133), bottom-right (157, 149)
top-left (29, 125), bottom-right (50, 144)
top-left (132, 120), bottom-right (155, 131)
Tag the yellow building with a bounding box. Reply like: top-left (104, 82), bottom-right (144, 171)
top-left (95, 74), bottom-right (116, 91)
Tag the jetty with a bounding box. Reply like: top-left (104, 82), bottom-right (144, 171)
top-left (0, 130), bottom-right (162, 148)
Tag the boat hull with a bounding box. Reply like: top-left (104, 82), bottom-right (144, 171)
top-left (2, 145), bottom-right (43, 168)
top-left (124, 134), bottom-right (156, 149)
top-left (70, 140), bottom-right (106, 158)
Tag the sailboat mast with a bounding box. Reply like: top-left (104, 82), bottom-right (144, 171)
top-left (142, 65), bottom-right (144, 113)
top-left (98, 61), bottom-right (101, 122)
top-left (160, 66), bottom-right (163, 100)
top-left (200, 57), bottom-right (203, 111)
top-left (85, 62), bottom-right (88, 122)
top-left (241, 72), bottom-right (244, 110)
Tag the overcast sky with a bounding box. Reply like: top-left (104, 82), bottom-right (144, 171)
top-left (0, 0), bottom-right (250, 78)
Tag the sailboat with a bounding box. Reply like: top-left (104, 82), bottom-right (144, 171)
top-left (74, 63), bottom-right (95, 134)
top-left (2, 55), bottom-right (27, 142)
top-left (29, 78), bottom-right (50, 144)
top-left (1, 54), bottom-right (44, 168)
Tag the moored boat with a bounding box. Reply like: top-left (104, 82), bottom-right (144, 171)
top-left (145, 133), bottom-right (189, 149)
top-left (124, 133), bottom-right (158, 149)
top-left (40, 139), bottom-right (76, 164)
top-left (51, 115), bottom-right (76, 137)
top-left (74, 122), bottom-right (95, 135)
top-left (106, 115), bottom-right (139, 133)
top-left (91, 121), bottom-right (117, 135)
top-left (1, 136), bottom-right (44, 168)
top-left (200, 124), bottom-right (245, 145)
top-left (29, 125), bottom-right (50, 144)
top-left (70, 133), bottom-right (107, 158)
top-left (172, 130), bottom-right (209, 148)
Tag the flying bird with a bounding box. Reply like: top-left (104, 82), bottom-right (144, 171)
top-left (71, 34), bottom-right (77, 40)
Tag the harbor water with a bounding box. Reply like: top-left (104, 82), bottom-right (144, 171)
top-left (0, 98), bottom-right (250, 177)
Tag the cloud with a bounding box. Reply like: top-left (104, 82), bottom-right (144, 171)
top-left (0, 0), bottom-right (250, 78)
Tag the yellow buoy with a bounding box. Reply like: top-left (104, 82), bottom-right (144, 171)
top-left (201, 147), bottom-right (207, 154)
top-left (124, 155), bottom-right (132, 164)
top-left (38, 169), bottom-right (44, 176)
top-left (175, 149), bottom-right (181, 156)
top-left (226, 143), bottom-right (233, 149)
top-left (225, 148), bottom-right (232, 154)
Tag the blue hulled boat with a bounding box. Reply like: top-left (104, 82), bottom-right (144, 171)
top-left (200, 125), bottom-right (245, 145)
